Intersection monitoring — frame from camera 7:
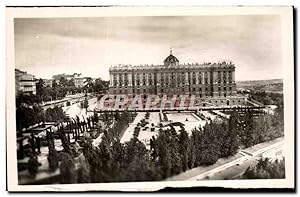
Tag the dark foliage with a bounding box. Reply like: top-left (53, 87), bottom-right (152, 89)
top-left (28, 154), bottom-right (39, 178)
top-left (241, 158), bottom-right (285, 179)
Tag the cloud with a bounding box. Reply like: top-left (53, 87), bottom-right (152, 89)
top-left (14, 15), bottom-right (282, 81)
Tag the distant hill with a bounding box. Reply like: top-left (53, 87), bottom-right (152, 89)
top-left (236, 79), bottom-right (283, 94)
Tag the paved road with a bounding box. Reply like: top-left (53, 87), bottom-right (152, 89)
top-left (166, 137), bottom-right (284, 181)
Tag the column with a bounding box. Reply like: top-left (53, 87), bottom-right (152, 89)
top-left (128, 73), bottom-right (132, 86)
top-left (109, 73), bottom-right (113, 86)
top-left (122, 73), bottom-right (125, 87)
top-left (196, 72), bottom-right (199, 85)
top-left (185, 72), bottom-right (189, 85)
top-left (146, 73), bottom-right (149, 86)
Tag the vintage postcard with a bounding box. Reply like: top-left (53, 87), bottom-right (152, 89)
top-left (6, 6), bottom-right (294, 191)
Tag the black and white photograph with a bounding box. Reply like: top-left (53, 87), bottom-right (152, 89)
top-left (6, 6), bottom-right (295, 191)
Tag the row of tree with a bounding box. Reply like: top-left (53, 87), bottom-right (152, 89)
top-left (36, 77), bottom-right (109, 102)
top-left (248, 91), bottom-right (283, 108)
top-left (16, 104), bottom-right (66, 131)
top-left (77, 108), bottom-right (284, 183)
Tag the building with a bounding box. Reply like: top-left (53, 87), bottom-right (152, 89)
top-left (109, 51), bottom-right (245, 106)
top-left (51, 73), bottom-right (91, 88)
top-left (52, 73), bottom-right (81, 82)
top-left (43, 79), bottom-right (54, 87)
top-left (74, 76), bottom-right (91, 88)
top-left (15, 69), bottom-right (37, 95)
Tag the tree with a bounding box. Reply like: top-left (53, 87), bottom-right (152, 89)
top-left (59, 152), bottom-right (77, 184)
top-left (84, 78), bottom-right (94, 93)
top-left (59, 77), bottom-right (69, 87)
top-left (93, 112), bottom-right (99, 123)
top-left (28, 154), bottom-right (39, 178)
top-left (83, 98), bottom-right (89, 114)
top-left (77, 153), bottom-right (91, 183)
top-left (241, 110), bottom-right (256, 148)
top-left (47, 140), bottom-right (59, 172)
top-left (68, 78), bottom-right (75, 87)
top-left (221, 111), bottom-right (239, 157)
top-left (36, 78), bottom-right (46, 102)
top-left (241, 158), bottom-right (285, 179)
top-left (94, 78), bottom-right (109, 93)
top-left (179, 127), bottom-right (190, 171)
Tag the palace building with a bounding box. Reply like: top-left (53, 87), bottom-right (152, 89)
top-left (109, 50), bottom-right (237, 95)
top-left (108, 50), bottom-right (246, 106)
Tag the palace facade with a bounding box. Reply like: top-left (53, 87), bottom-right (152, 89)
top-left (109, 51), bottom-right (237, 98)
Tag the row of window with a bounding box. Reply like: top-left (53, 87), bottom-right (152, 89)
top-left (113, 77), bottom-right (234, 86)
top-left (111, 88), bottom-right (234, 95)
top-left (111, 85), bottom-right (233, 92)
top-left (111, 89), bottom-right (235, 98)
top-left (112, 71), bottom-right (233, 86)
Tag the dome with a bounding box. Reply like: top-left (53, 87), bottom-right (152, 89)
top-left (164, 50), bottom-right (179, 66)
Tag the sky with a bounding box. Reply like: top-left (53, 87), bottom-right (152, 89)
top-left (14, 15), bottom-right (283, 81)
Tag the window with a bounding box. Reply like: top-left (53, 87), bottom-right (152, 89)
top-left (229, 71), bottom-right (232, 83)
top-left (198, 72), bottom-right (202, 84)
top-left (193, 78), bottom-right (196, 84)
top-left (149, 75), bottom-right (152, 85)
top-left (218, 71), bottom-right (221, 84)
top-left (119, 74), bottom-right (123, 86)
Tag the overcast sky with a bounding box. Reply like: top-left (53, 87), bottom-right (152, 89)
top-left (14, 15), bottom-right (282, 81)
